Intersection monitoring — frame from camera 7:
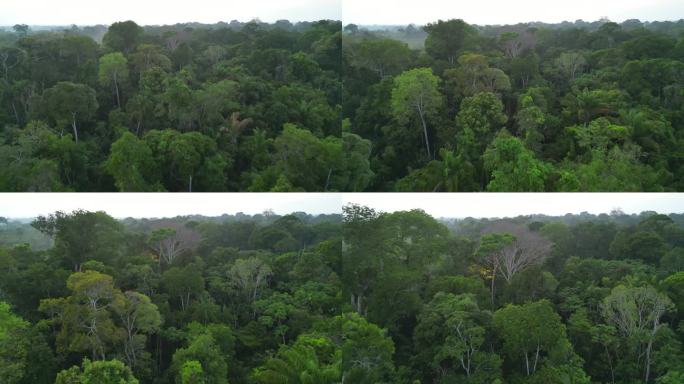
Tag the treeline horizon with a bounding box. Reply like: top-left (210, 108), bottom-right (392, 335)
top-left (0, 18), bottom-right (348, 192)
top-left (342, 204), bottom-right (684, 383)
top-left (343, 17), bottom-right (684, 191)
top-left (0, 205), bottom-right (683, 382)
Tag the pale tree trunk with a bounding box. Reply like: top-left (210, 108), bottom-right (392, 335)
top-left (416, 99), bottom-right (431, 160)
top-left (532, 344), bottom-right (540, 374)
top-left (644, 321), bottom-right (658, 384)
top-left (11, 102), bottom-right (19, 124)
top-left (188, 175), bottom-right (193, 192)
top-left (114, 72), bottom-right (121, 108)
top-left (71, 112), bottom-right (79, 142)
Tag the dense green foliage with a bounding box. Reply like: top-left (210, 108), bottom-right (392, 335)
top-left (1, 207), bottom-right (683, 382)
top-left (0, 20), bottom-right (345, 191)
top-left (343, 19), bottom-right (684, 191)
top-left (342, 205), bottom-right (684, 383)
top-left (0, 210), bottom-right (342, 383)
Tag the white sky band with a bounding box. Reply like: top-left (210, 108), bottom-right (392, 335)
top-left (343, 0), bottom-right (684, 25)
top-left (342, 193), bottom-right (684, 219)
top-left (0, 193), bottom-right (342, 219)
top-left (0, 0), bottom-right (341, 26)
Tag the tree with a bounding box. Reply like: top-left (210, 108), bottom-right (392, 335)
top-left (253, 333), bottom-right (340, 384)
top-left (171, 329), bottom-right (228, 384)
top-left (515, 95), bottom-right (546, 154)
top-left (481, 222), bottom-right (553, 283)
top-left (145, 130), bottom-right (228, 192)
top-left (12, 24), bottom-right (29, 37)
top-left (477, 232), bottom-right (515, 305)
top-left (41, 82), bottom-right (98, 142)
top-left (253, 292), bottom-right (296, 344)
top-left (340, 132), bottom-right (374, 192)
top-left (55, 358), bottom-right (139, 384)
top-left (601, 285), bottom-right (674, 383)
top-left (391, 68), bottom-right (442, 160)
top-left (493, 300), bottom-right (573, 377)
top-left (40, 271), bottom-right (122, 360)
top-left (180, 360), bottom-right (206, 384)
top-left (257, 124), bottom-right (341, 192)
top-left (111, 291), bottom-right (161, 373)
top-left (103, 21), bottom-right (143, 54)
top-left (331, 313), bottom-right (395, 383)
top-left (557, 51), bottom-right (587, 81)
top-left (229, 257), bottom-right (272, 305)
top-left (162, 266), bottom-right (205, 311)
top-left (149, 226), bottom-right (200, 268)
top-left (424, 19), bottom-right (477, 65)
top-left (351, 39), bottom-right (411, 78)
top-left (456, 92), bottom-right (508, 161)
top-left (483, 130), bottom-right (551, 191)
top-left (342, 204), bottom-right (386, 316)
top-left (447, 54), bottom-right (511, 96)
top-left (454, 92), bottom-right (508, 186)
top-left (106, 132), bottom-right (159, 192)
top-left (99, 52), bottom-right (129, 108)
top-left (414, 293), bottom-right (501, 382)
top-left (31, 210), bottom-right (124, 271)
top-left (0, 302), bottom-right (29, 384)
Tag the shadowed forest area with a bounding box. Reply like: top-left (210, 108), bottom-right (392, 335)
top-left (342, 19), bottom-right (684, 191)
top-left (343, 204), bottom-right (684, 383)
top-left (0, 20), bottom-right (356, 192)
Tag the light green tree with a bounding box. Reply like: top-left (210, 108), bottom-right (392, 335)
top-left (99, 52), bottom-right (129, 108)
top-left (391, 68), bottom-right (442, 160)
top-left (55, 358), bottom-right (139, 384)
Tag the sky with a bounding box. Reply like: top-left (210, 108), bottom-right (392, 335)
top-left (343, 0), bottom-right (684, 25)
top-left (0, 0), bottom-right (341, 26)
top-left (0, 193), bottom-right (342, 219)
top-left (343, 193), bottom-right (684, 219)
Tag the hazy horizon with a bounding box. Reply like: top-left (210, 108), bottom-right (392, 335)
top-left (343, 193), bottom-right (684, 219)
top-left (343, 0), bottom-right (684, 26)
top-left (0, 194), bottom-right (342, 219)
top-left (0, 0), bottom-right (341, 26)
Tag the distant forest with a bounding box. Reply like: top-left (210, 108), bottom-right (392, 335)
top-left (0, 19), bottom-right (351, 192)
top-left (342, 18), bottom-right (684, 191)
top-left (343, 205), bottom-right (684, 383)
top-left (1, 207), bottom-right (683, 382)
top-left (0, 210), bottom-right (342, 383)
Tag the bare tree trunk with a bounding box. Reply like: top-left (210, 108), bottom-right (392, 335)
top-left (644, 323), bottom-right (657, 383)
top-left (533, 344), bottom-right (540, 374)
top-left (71, 112), bottom-right (79, 142)
top-left (490, 267), bottom-right (496, 307)
top-left (417, 104), bottom-right (431, 160)
top-left (188, 175), bottom-right (193, 192)
top-left (114, 72), bottom-right (121, 109)
top-left (11, 102), bottom-right (20, 124)
top-left (604, 344), bottom-right (615, 384)
top-left (324, 168), bottom-right (332, 191)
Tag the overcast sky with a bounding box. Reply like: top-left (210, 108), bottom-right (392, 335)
top-left (0, 193), bottom-right (342, 219)
top-left (0, 0), bottom-right (341, 26)
top-left (343, 193), bottom-right (684, 219)
top-left (343, 0), bottom-right (684, 25)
